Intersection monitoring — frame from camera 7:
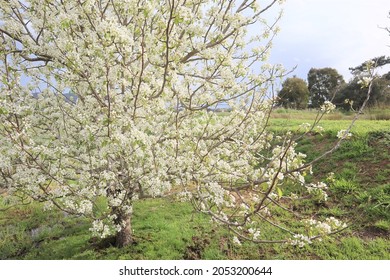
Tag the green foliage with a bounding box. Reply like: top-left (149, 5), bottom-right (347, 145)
top-left (350, 56), bottom-right (390, 75)
top-left (336, 139), bottom-right (372, 160)
top-left (374, 220), bottom-right (390, 231)
top-left (0, 223), bottom-right (32, 259)
top-left (268, 109), bottom-right (390, 136)
top-left (318, 206), bottom-right (347, 218)
top-left (310, 237), bottom-right (390, 260)
top-left (330, 178), bottom-right (358, 194)
top-left (277, 77), bottom-right (310, 109)
top-left (308, 67), bottom-right (345, 108)
top-left (355, 184), bottom-right (390, 222)
top-left (0, 199), bottom-right (91, 259)
top-left (367, 130), bottom-right (390, 146)
top-left (334, 74), bottom-right (390, 111)
top-left (336, 56), bottom-right (390, 111)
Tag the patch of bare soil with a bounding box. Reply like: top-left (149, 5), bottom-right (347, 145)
top-left (355, 226), bottom-right (389, 240)
top-left (358, 160), bottom-right (390, 185)
top-left (183, 235), bottom-right (210, 260)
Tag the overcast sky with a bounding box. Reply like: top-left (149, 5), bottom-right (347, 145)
top-left (268, 0), bottom-right (390, 81)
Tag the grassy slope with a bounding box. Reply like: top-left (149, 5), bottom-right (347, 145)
top-left (0, 110), bottom-right (389, 260)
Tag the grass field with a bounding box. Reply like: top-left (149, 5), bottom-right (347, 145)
top-left (269, 108), bottom-right (390, 136)
top-left (1, 109), bottom-right (389, 259)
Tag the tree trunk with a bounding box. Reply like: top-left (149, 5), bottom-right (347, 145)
top-left (115, 212), bottom-right (133, 247)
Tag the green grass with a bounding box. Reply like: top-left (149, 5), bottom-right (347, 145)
top-left (269, 108), bottom-right (390, 136)
top-left (269, 118), bottom-right (389, 136)
top-left (0, 110), bottom-right (389, 260)
top-left (0, 198), bottom-right (218, 260)
top-left (272, 108), bottom-right (390, 121)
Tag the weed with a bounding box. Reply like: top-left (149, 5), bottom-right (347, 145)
top-left (374, 220), bottom-right (390, 232)
top-left (330, 178), bottom-right (358, 194)
top-left (318, 207), bottom-right (347, 218)
top-left (367, 130), bottom-right (390, 147)
top-left (356, 184), bottom-right (390, 222)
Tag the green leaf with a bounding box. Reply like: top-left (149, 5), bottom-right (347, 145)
top-left (276, 187), bottom-right (283, 198)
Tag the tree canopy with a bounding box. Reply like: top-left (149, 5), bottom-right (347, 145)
top-left (334, 55), bottom-right (390, 110)
top-left (277, 76), bottom-right (310, 109)
top-left (334, 73), bottom-right (390, 110)
top-left (307, 68), bottom-right (345, 108)
top-left (349, 56), bottom-right (390, 76)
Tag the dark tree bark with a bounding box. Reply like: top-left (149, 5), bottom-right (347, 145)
top-left (114, 209), bottom-right (134, 247)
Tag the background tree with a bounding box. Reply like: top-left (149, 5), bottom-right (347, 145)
top-left (334, 56), bottom-right (390, 110)
top-left (334, 73), bottom-right (390, 110)
top-left (0, 0), bottom-right (347, 248)
top-left (307, 68), bottom-right (345, 108)
top-left (277, 76), bottom-right (310, 109)
top-left (349, 55), bottom-right (390, 76)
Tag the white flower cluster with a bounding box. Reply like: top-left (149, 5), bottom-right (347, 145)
top-left (90, 220), bottom-right (112, 239)
top-left (314, 126), bottom-right (324, 135)
top-left (337, 130), bottom-right (353, 139)
top-left (306, 217), bottom-right (347, 236)
top-left (298, 123), bottom-right (324, 135)
top-left (325, 217), bottom-right (347, 230)
top-left (232, 236), bottom-right (242, 246)
top-left (63, 199), bottom-right (93, 215)
top-left (260, 206), bottom-right (271, 217)
top-left (307, 219), bottom-right (331, 234)
top-left (248, 228), bottom-right (261, 241)
top-left (290, 234), bottom-right (312, 247)
top-left (78, 200), bottom-right (93, 215)
top-left (357, 76), bottom-right (373, 88)
top-left (306, 182), bottom-right (328, 202)
top-left (89, 216), bottom-right (122, 239)
top-left (299, 123), bottom-right (312, 132)
top-left (176, 191), bottom-right (193, 202)
top-left (320, 101), bottom-right (336, 114)
top-left (202, 182), bottom-right (228, 207)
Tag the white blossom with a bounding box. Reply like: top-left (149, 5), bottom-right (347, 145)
top-left (357, 76), bottom-right (373, 88)
top-left (290, 234), bottom-right (312, 247)
top-left (337, 130), bottom-right (353, 139)
top-left (320, 101), bottom-right (336, 114)
top-left (299, 123), bottom-right (312, 132)
top-left (232, 236), bottom-right (242, 246)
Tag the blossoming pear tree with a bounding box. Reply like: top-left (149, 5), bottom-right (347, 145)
top-left (1, 0), bottom-right (347, 248)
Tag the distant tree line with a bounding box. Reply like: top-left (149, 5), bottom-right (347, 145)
top-left (276, 56), bottom-right (390, 110)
